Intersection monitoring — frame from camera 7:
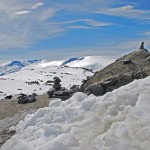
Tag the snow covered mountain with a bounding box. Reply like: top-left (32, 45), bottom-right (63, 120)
top-left (0, 61), bottom-right (93, 100)
top-left (0, 59), bottom-right (40, 76)
top-left (39, 56), bottom-right (115, 72)
top-left (0, 56), bottom-right (115, 76)
top-left (2, 75), bottom-right (150, 150)
top-left (0, 56), bottom-right (115, 100)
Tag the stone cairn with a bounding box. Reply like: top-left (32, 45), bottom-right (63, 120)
top-left (53, 76), bottom-right (61, 90)
top-left (140, 41), bottom-right (144, 49)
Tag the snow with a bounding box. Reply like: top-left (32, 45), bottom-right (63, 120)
top-left (65, 56), bottom-right (115, 71)
top-left (39, 56), bottom-right (115, 72)
top-left (0, 61), bottom-right (93, 100)
top-left (0, 56), bottom-right (115, 100)
top-left (0, 59), bottom-right (40, 75)
top-left (2, 76), bottom-right (150, 150)
top-left (39, 60), bottom-right (64, 68)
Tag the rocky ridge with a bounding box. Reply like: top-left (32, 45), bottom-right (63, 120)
top-left (81, 48), bottom-right (150, 96)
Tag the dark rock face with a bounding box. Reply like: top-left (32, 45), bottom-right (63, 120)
top-left (81, 49), bottom-right (150, 96)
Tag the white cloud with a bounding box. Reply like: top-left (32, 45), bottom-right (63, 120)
top-left (0, 0), bottom-right (116, 49)
top-left (96, 5), bottom-right (150, 20)
top-left (143, 32), bottom-right (150, 36)
top-left (68, 25), bottom-right (97, 29)
top-left (31, 2), bottom-right (44, 9)
top-left (0, 0), bottom-right (60, 49)
top-left (14, 10), bottom-right (30, 15)
top-left (50, 19), bottom-right (114, 27)
top-left (0, 0), bottom-right (148, 51)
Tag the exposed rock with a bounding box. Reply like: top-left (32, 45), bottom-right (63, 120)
top-left (53, 83), bottom-right (61, 90)
top-left (81, 48), bottom-right (150, 96)
top-left (123, 59), bottom-right (132, 65)
top-left (85, 85), bottom-right (106, 96)
top-left (47, 84), bottom-right (80, 100)
top-left (45, 80), bottom-right (54, 85)
top-left (53, 76), bottom-right (62, 90)
top-left (4, 95), bottom-right (13, 99)
top-left (53, 76), bottom-right (61, 83)
top-left (146, 56), bottom-right (150, 61)
top-left (17, 93), bottom-right (37, 104)
top-left (26, 81), bottom-right (40, 85)
top-left (47, 88), bottom-right (55, 98)
top-left (140, 41), bottom-right (144, 49)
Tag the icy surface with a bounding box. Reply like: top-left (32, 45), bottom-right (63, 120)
top-left (2, 76), bottom-right (150, 150)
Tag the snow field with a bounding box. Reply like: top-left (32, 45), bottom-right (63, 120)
top-left (65, 56), bottom-right (115, 72)
top-left (0, 61), bottom-right (93, 100)
top-left (2, 76), bottom-right (150, 150)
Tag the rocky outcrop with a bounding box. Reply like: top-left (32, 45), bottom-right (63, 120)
top-left (81, 48), bottom-right (150, 96)
top-left (47, 77), bottom-right (81, 100)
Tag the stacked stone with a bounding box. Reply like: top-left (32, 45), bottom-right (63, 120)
top-left (53, 76), bottom-right (61, 90)
top-left (140, 41), bottom-right (144, 49)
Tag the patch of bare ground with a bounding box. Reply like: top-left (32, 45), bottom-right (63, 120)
top-left (0, 93), bottom-right (50, 148)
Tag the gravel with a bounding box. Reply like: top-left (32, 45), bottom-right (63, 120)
top-left (0, 93), bottom-right (51, 148)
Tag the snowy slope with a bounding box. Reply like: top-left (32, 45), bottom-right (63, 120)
top-left (0, 61), bottom-right (93, 100)
top-left (64, 56), bottom-right (115, 71)
top-left (0, 56), bottom-right (115, 76)
top-left (2, 76), bottom-right (150, 150)
top-left (41, 56), bottom-right (115, 72)
top-left (0, 59), bottom-right (40, 76)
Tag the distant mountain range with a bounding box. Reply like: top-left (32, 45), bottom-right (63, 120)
top-left (0, 59), bottom-right (40, 75)
top-left (39, 56), bottom-right (115, 71)
top-left (0, 56), bottom-right (115, 76)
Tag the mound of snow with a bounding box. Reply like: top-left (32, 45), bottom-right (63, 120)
top-left (2, 76), bottom-right (150, 150)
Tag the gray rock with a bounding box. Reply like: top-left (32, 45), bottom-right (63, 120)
top-left (53, 76), bottom-right (61, 84)
top-left (134, 70), bottom-right (147, 79)
top-left (85, 85), bottom-right (106, 96)
top-left (53, 83), bottom-right (61, 90)
top-left (18, 93), bottom-right (37, 104)
top-left (139, 41), bottom-right (144, 49)
top-left (123, 59), bottom-right (132, 65)
top-left (47, 88), bottom-right (55, 98)
top-left (81, 48), bottom-right (150, 95)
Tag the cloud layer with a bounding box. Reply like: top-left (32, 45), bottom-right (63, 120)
top-left (0, 0), bottom-right (149, 57)
top-left (0, 0), bottom-right (115, 49)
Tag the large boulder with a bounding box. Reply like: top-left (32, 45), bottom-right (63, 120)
top-left (81, 49), bottom-right (150, 96)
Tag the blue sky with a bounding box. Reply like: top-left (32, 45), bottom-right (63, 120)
top-left (0, 0), bottom-right (150, 61)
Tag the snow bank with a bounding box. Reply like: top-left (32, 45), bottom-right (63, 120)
top-left (2, 76), bottom-right (150, 150)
